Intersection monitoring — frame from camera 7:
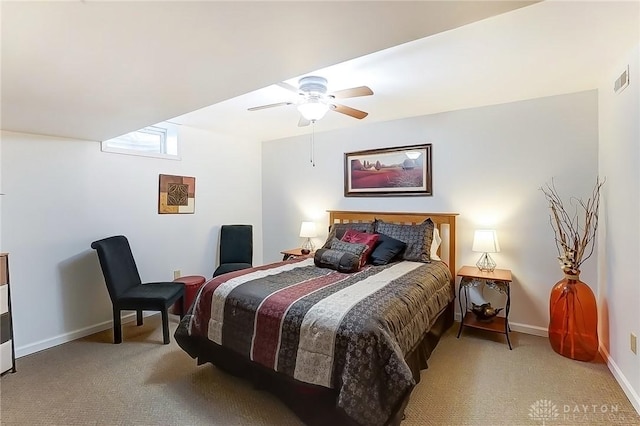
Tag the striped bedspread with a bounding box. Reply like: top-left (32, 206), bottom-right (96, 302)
top-left (185, 257), bottom-right (453, 425)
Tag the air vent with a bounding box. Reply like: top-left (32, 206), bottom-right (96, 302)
top-left (614, 66), bottom-right (629, 94)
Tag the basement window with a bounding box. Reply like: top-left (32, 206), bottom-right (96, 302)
top-left (101, 121), bottom-right (180, 160)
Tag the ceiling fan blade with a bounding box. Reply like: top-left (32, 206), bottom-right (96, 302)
top-left (298, 116), bottom-right (311, 127)
top-left (276, 82), bottom-right (300, 93)
top-left (330, 86), bottom-right (373, 99)
top-left (248, 101), bottom-right (293, 111)
top-left (331, 103), bottom-right (368, 119)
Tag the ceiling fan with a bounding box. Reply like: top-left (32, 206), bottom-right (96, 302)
top-left (248, 76), bottom-right (373, 127)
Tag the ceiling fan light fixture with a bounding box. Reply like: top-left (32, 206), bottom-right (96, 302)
top-left (249, 75), bottom-right (372, 125)
top-left (297, 98), bottom-right (329, 122)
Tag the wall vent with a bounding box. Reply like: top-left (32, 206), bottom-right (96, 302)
top-left (614, 66), bottom-right (629, 94)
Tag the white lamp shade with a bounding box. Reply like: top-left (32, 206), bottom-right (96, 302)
top-left (297, 100), bottom-right (329, 121)
top-left (299, 221), bottom-right (317, 238)
top-left (472, 230), bottom-right (500, 253)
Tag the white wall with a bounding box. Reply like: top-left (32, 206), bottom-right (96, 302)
top-left (262, 90), bottom-right (599, 336)
top-left (1, 126), bottom-right (263, 356)
top-left (598, 45), bottom-right (640, 412)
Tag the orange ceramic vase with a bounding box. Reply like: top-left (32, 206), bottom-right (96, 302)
top-left (548, 273), bottom-right (598, 361)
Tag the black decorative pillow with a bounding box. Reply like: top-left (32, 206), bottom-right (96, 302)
top-left (368, 233), bottom-right (407, 265)
top-left (314, 248), bottom-right (363, 273)
top-left (322, 222), bottom-right (374, 249)
top-left (374, 218), bottom-right (434, 262)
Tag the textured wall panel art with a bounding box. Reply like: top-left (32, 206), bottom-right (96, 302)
top-left (158, 174), bottom-right (195, 214)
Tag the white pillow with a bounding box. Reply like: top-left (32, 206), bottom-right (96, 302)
top-left (430, 227), bottom-right (442, 261)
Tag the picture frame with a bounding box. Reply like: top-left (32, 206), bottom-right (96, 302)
top-left (344, 144), bottom-right (432, 197)
top-left (158, 174), bottom-right (196, 214)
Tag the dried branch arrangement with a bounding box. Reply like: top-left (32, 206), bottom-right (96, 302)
top-left (540, 178), bottom-right (605, 276)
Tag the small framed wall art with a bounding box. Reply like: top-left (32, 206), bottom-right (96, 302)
top-left (344, 144), bottom-right (432, 197)
top-left (158, 174), bottom-right (195, 214)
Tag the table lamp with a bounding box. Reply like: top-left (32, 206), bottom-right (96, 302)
top-left (299, 222), bottom-right (317, 254)
top-left (472, 229), bottom-right (500, 272)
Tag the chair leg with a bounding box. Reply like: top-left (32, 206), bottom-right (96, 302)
top-left (137, 310), bottom-right (143, 326)
top-left (161, 308), bottom-right (170, 344)
top-left (113, 307), bottom-right (122, 344)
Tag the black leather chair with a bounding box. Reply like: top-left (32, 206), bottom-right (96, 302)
top-left (212, 225), bottom-right (253, 277)
top-left (90, 235), bottom-right (185, 344)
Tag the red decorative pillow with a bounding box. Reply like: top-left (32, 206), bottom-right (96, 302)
top-left (341, 229), bottom-right (380, 267)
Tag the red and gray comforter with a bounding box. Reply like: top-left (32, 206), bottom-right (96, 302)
top-left (184, 257), bottom-right (453, 425)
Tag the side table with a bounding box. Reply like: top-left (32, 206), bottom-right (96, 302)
top-left (456, 265), bottom-right (513, 349)
top-left (170, 275), bottom-right (206, 316)
top-left (280, 248), bottom-right (313, 261)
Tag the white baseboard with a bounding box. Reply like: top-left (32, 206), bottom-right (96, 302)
top-left (509, 321), bottom-right (548, 337)
top-left (15, 312), bottom-right (156, 358)
top-left (453, 313), bottom-right (548, 337)
top-left (599, 345), bottom-right (640, 415)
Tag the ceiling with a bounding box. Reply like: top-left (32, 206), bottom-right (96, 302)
top-left (2, 1), bottom-right (535, 142)
top-left (2, 1), bottom-right (638, 144)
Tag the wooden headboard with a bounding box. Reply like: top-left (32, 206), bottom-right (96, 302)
top-left (327, 210), bottom-right (458, 280)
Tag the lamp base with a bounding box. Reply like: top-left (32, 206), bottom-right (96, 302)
top-left (476, 253), bottom-right (496, 272)
top-left (301, 238), bottom-right (315, 254)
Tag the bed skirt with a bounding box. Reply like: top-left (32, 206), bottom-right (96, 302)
top-left (175, 300), bottom-right (454, 426)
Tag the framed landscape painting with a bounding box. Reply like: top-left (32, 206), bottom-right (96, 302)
top-left (344, 144), bottom-right (432, 197)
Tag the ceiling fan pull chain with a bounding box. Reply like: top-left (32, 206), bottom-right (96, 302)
top-left (311, 122), bottom-right (316, 167)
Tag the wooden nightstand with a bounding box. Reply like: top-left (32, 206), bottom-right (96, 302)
top-left (456, 265), bottom-right (513, 349)
top-left (280, 248), bottom-right (313, 261)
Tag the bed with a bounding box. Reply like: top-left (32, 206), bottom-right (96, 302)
top-left (175, 210), bottom-right (458, 426)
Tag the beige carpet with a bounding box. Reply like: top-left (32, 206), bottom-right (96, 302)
top-left (1, 315), bottom-right (638, 426)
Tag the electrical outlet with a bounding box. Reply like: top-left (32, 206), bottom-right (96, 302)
top-left (631, 333), bottom-right (637, 355)
top-left (173, 270), bottom-right (181, 280)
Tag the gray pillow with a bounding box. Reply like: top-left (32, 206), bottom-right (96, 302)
top-left (329, 238), bottom-right (367, 257)
top-left (374, 218), bottom-right (434, 262)
top-left (314, 248), bottom-right (362, 273)
top-left (322, 222), bottom-right (374, 249)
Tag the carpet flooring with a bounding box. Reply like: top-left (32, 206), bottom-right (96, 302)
top-left (1, 315), bottom-right (638, 425)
